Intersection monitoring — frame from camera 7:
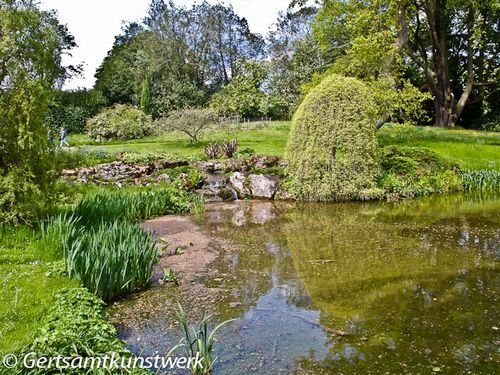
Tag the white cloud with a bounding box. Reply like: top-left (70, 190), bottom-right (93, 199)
top-left (38, 0), bottom-right (291, 90)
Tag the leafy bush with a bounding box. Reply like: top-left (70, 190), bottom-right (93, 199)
top-left (220, 140), bottom-right (238, 158)
top-left (154, 108), bottom-right (217, 143)
top-left (285, 74), bottom-right (380, 201)
top-left (17, 288), bottom-right (145, 374)
top-left (380, 145), bottom-right (463, 197)
top-left (86, 104), bottom-right (153, 142)
top-left (45, 105), bottom-right (90, 134)
top-left (234, 147), bottom-right (255, 158)
top-left (461, 169), bottom-right (500, 190)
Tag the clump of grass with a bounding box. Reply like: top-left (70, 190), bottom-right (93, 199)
top-left (74, 186), bottom-right (192, 225)
top-left (66, 220), bottom-right (157, 301)
top-left (461, 169), bottom-right (500, 190)
top-left (42, 216), bottom-right (158, 301)
top-left (175, 303), bottom-right (237, 374)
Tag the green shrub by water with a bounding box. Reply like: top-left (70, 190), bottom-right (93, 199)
top-left (461, 169), bottom-right (500, 190)
top-left (285, 74), bottom-right (380, 201)
top-left (380, 146), bottom-right (463, 197)
top-left (15, 288), bottom-right (145, 375)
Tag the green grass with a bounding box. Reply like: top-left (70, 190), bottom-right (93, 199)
top-left (70, 122), bottom-right (500, 171)
top-left (0, 226), bottom-right (79, 354)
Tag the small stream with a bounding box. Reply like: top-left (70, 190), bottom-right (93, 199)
top-left (111, 192), bottom-right (500, 374)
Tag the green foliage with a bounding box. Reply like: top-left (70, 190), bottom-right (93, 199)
top-left (140, 78), bottom-right (152, 115)
top-left (73, 186), bottom-right (193, 225)
top-left (0, 2), bottom-right (75, 223)
top-left (380, 145), bottom-right (463, 197)
top-left (166, 166), bottom-right (204, 190)
top-left (461, 170), bottom-right (500, 191)
top-left (154, 108), bottom-right (217, 144)
top-left (16, 288), bottom-right (142, 374)
top-left (175, 303), bottom-right (237, 374)
top-left (45, 105), bottom-right (90, 134)
top-left (210, 60), bottom-right (269, 118)
top-left (285, 74), bottom-right (380, 201)
top-left (86, 104), bottom-right (153, 142)
top-left (65, 221), bottom-right (157, 301)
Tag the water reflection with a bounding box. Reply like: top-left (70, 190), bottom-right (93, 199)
top-left (114, 193), bottom-right (500, 374)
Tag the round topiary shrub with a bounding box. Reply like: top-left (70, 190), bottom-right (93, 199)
top-left (85, 104), bottom-right (153, 142)
top-left (285, 74), bottom-right (380, 201)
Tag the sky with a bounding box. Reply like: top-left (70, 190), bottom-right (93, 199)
top-left (38, 0), bottom-right (292, 90)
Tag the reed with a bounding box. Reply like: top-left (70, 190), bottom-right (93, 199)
top-left (461, 169), bottom-right (500, 190)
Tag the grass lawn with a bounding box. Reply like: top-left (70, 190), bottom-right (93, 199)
top-left (0, 226), bottom-right (79, 354)
top-left (70, 122), bottom-right (500, 171)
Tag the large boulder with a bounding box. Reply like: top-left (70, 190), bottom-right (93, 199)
top-left (249, 174), bottom-right (280, 198)
top-left (229, 172), bottom-right (251, 198)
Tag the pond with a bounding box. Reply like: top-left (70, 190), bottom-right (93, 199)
top-left (112, 192), bottom-right (500, 374)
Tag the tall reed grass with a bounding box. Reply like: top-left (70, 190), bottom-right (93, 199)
top-left (42, 215), bottom-right (157, 300)
top-left (74, 186), bottom-right (193, 225)
top-left (66, 220), bottom-right (157, 300)
top-left (461, 169), bottom-right (500, 190)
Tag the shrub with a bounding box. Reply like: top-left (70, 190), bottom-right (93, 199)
top-left (85, 104), bottom-right (153, 142)
top-left (204, 142), bottom-right (221, 159)
top-left (220, 140), bottom-right (238, 158)
top-left (285, 74), bottom-right (380, 201)
top-left (19, 288), bottom-right (145, 374)
top-left (45, 105), bottom-right (90, 134)
top-left (154, 108), bottom-right (217, 144)
top-left (380, 145), bottom-right (463, 197)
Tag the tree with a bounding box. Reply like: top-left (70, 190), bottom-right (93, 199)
top-left (0, 0), bottom-right (75, 222)
top-left (312, 0), bottom-right (500, 127)
top-left (154, 108), bottom-right (217, 144)
top-left (140, 78), bottom-right (152, 114)
top-left (267, 5), bottom-right (326, 119)
top-left (210, 60), bottom-right (269, 118)
top-left (285, 74), bottom-right (380, 201)
top-left (94, 1), bottom-right (265, 117)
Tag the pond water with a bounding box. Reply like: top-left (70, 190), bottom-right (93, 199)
top-left (113, 192), bottom-right (500, 374)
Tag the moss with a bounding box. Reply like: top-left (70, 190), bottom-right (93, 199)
top-left (285, 74), bottom-right (380, 201)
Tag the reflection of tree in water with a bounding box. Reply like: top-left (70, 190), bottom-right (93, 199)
top-left (282, 196), bottom-right (500, 374)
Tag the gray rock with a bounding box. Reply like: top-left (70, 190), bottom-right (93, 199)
top-left (249, 174), bottom-right (280, 199)
top-left (229, 172), bottom-right (251, 198)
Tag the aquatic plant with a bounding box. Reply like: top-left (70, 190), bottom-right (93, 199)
top-left (175, 303), bottom-right (237, 374)
top-left (65, 220), bottom-right (158, 301)
top-left (74, 186), bottom-right (192, 225)
top-left (461, 169), bottom-right (500, 190)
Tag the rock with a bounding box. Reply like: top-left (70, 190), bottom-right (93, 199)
top-left (229, 302), bottom-right (242, 308)
top-left (218, 187), bottom-right (237, 201)
top-left (229, 172), bottom-right (251, 198)
top-left (224, 158), bottom-right (250, 172)
top-left (274, 188), bottom-right (294, 201)
top-left (249, 174), bottom-right (280, 198)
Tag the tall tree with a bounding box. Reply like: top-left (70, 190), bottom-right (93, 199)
top-left (0, 0), bottom-right (76, 221)
top-left (312, 0), bottom-right (499, 127)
